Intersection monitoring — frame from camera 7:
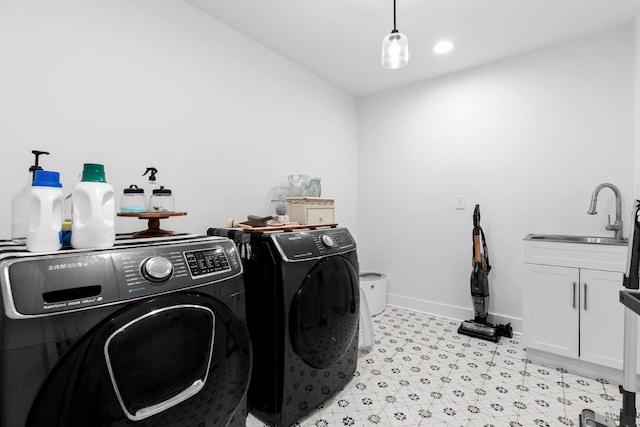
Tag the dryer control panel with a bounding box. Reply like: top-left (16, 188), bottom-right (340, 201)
top-left (0, 236), bottom-right (242, 318)
top-left (271, 227), bottom-right (356, 262)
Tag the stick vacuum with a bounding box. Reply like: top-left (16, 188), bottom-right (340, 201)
top-left (458, 204), bottom-right (513, 342)
top-left (580, 199), bottom-right (640, 427)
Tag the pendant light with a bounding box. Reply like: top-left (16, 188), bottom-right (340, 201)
top-left (381, 0), bottom-right (409, 69)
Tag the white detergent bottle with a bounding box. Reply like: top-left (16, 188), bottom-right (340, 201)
top-left (26, 170), bottom-right (63, 253)
top-left (71, 163), bottom-right (115, 249)
top-left (11, 150), bottom-right (50, 242)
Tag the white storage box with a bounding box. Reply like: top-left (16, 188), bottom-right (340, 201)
top-left (286, 197), bottom-right (334, 225)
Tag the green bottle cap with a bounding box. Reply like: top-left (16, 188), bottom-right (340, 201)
top-left (81, 163), bottom-right (107, 183)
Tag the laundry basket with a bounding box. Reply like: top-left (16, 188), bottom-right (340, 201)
top-left (359, 272), bottom-right (387, 316)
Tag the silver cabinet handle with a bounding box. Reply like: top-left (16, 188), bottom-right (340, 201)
top-left (572, 282), bottom-right (576, 308)
top-left (584, 283), bottom-right (587, 310)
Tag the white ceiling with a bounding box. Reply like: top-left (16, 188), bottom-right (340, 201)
top-left (184, 0), bottom-right (640, 97)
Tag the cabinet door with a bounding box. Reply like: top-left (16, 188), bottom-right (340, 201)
top-left (579, 269), bottom-right (624, 369)
top-left (523, 264), bottom-right (579, 358)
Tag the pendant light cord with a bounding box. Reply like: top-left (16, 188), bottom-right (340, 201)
top-left (393, 0), bottom-right (397, 32)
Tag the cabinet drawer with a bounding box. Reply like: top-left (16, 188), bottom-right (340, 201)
top-left (523, 240), bottom-right (626, 272)
top-left (307, 208), bottom-right (334, 224)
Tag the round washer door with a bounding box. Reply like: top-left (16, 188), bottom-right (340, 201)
top-left (26, 292), bottom-right (251, 427)
top-left (289, 255), bottom-right (359, 369)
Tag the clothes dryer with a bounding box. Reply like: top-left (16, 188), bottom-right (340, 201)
top-left (0, 234), bottom-right (252, 427)
top-left (243, 227), bottom-right (359, 426)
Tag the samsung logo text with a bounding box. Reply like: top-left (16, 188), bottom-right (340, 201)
top-left (48, 262), bottom-right (90, 271)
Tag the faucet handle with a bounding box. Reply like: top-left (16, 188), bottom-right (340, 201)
top-left (605, 214), bottom-right (614, 230)
top-left (605, 214), bottom-right (622, 231)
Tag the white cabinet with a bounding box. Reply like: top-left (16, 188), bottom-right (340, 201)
top-left (523, 238), bottom-right (628, 374)
top-left (523, 264), bottom-right (623, 369)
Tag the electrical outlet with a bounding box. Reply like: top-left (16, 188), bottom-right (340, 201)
top-left (456, 196), bottom-right (466, 210)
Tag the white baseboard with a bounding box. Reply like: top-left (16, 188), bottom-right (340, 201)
top-left (527, 348), bottom-right (640, 390)
top-left (385, 292), bottom-right (523, 334)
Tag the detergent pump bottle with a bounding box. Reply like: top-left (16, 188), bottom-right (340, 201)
top-left (71, 163), bottom-right (115, 249)
top-left (26, 170), bottom-right (64, 253)
top-left (11, 150), bottom-right (50, 242)
top-left (142, 167), bottom-right (159, 211)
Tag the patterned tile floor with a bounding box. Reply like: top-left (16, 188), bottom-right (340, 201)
top-left (247, 307), bottom-right (636, 426)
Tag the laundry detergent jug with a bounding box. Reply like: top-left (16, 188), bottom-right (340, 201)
top-left (71, 163), bottom-right (115, 249)
top-left (26, 170), bottom-right (63, 253)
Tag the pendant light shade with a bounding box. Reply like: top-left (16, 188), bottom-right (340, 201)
top-left (381, 0), bottom-right (409, 69)
top-left (382, 30), bottom-right (409, 69)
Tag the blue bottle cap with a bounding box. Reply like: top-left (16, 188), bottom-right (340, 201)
top-left (32, 170), bottom-right (62, 188)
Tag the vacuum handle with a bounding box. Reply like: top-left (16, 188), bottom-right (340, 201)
top-left (572, 282), bottom-right (576, 309)
top-left (473, 234), bottom-right (482, 264)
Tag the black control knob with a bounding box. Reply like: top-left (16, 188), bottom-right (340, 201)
top-left (321, 234), bottom-right (335, 248)
top-left (141, 256), bottom-right (174, 283)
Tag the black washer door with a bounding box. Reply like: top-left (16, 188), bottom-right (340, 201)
top-left (289, 256), bottom-right (359, 369)
top-left (26, 292), bottom-right (251, 427)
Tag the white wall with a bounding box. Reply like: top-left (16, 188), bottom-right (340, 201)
top-left (635, 15), bottom-right (640, 199)
top-left (0, 0), bottom-right (358, 237)
top-left (1, 1), bottom-right (635, 332)
top-left (357, 28), bottom-right (634, 331)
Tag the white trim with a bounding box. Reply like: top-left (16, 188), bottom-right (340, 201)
top-left (385, 292), bottom-right (523, 334)
top-left (527, 347), bottom-right (640, 391)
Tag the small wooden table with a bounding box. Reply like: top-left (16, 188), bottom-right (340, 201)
top-left (117, 212), bottom-right (187, 238)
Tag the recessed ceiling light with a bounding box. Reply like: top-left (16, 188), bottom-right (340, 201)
top-left (433, 40), bottom-right (454, 54)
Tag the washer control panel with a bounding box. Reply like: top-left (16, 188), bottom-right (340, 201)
top-left (1, 236), bottom-right (242, 318)
top-left (272, 227), bottom-right (356, 262)
top-left (184, 248), bottom-right (230, 277)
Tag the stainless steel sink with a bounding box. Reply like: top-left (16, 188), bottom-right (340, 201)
top-left (524, 234), bottom-right (628, 246)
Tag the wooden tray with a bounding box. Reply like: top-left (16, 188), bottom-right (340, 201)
top-left (243, 223), bottom-right (338, 233)
top-left (117, 212), bottom-right (187, 237)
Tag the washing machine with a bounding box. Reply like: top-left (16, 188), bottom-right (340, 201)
top-left (0, 234), bottom-right (252, 427)
top-left (243, 226), bottom-right (360, 426)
